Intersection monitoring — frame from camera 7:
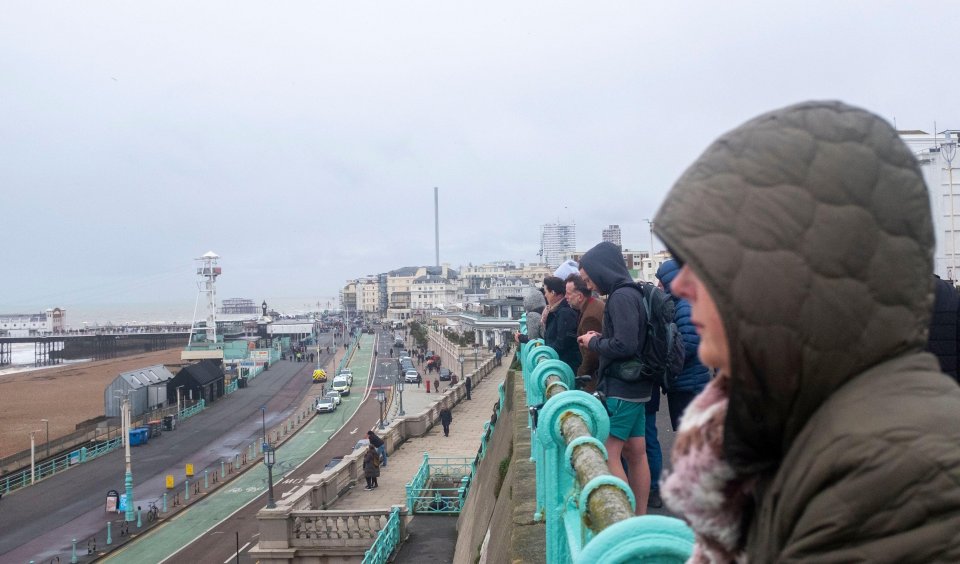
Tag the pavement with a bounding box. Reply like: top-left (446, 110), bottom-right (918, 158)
top-left (325, 346), bottom-right (505, 564)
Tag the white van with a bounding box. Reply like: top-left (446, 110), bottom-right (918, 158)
top-left (332, 375), bottom-right (350, 396)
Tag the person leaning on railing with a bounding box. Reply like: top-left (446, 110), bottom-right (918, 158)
top-left (655, 101), bottom-right (960, 562)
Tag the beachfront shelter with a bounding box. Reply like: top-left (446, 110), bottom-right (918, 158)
top-left (104, 364), bottom-right (176, 418)
top-left (168, 360), bottom-right (225, 405)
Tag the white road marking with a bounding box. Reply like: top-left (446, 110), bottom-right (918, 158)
top-left (350, 427), bottom-right (358, 434)
top-left (224, 543), bottom-right (251, 563)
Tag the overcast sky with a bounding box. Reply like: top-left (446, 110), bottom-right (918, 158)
top-left (2, 1), bottom-right (959, 317)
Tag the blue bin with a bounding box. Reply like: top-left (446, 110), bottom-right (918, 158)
top-left (129, 427), bottom-right (150, 446)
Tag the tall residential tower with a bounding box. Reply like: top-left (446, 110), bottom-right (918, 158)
top-left (540, 222), bottom-right (576, 269)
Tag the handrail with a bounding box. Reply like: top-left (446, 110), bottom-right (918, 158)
top-left (361, 506), bottom-right (401, 563)
top-left (520, 339), bottom-right (694, 563)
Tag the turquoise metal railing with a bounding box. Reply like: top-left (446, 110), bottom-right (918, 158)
top-left (178, 399), bottom-right (206, 421)
top-left (521, 341), bottom-right (695, 563)
top-left (1, 436), bottom-right (123, 495)
top-left (476, 381), bottom-right (506, 465)
top-left (225, 380), bottom-right (238, 394)
top-left (405, 453), bottom-right (473, 514)
top-left (362, 507), bottom-right (401, 564)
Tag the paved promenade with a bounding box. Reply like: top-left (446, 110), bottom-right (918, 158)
top-left (329, 356), bottom-right (506, 511)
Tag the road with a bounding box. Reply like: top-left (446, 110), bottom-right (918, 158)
top-left (0, 333), bottom-right (335, 563)
top-left (104, 332), bottom-right (394, 563)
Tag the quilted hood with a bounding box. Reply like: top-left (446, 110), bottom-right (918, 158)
top-left (653, 101), bottom-right (935, 474)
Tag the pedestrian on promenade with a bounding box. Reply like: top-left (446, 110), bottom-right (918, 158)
top-left (656, 101), bottom-right (960, 562)
top-left (465, 376), bottom-right (472, 400)
top-left (577, 241), bottom-right (651, 515)
top-left (439, 407), bottom-right (453, 437)
top-left (434, 378), bottom-right (440, 393)
top-left (565, 273), bottom-right (604, 393)
top-left (367, 430), bottom-right (387, 467)
top-left (363, 443), bottom-right (381, 490)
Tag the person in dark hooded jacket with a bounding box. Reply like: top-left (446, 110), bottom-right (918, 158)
top-left (645, 258), bottom-right (713, 509)
top-left (656, 101), bottom-right (960, 562)
top-left (577, 240), bottom-right (651, 514)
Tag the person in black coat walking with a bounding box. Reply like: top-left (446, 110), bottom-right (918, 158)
top-left (439, 407), bottom-right (453, 437)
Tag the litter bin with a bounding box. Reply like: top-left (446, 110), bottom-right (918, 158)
top-left (148, 420), bottom-right (163, 438)
top-left (163, 415), bottom-right (176, 431)
top-left (237, 376), bottom-right (248, 389)
top-left (129, 427), bottom-right (150, 446)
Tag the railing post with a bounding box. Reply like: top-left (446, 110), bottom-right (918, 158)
top-left (163, 492), bottom-right (167, 512)
top-left (106, 521), bottom-right (112, 545)
top-left (185, 479), bottom-right (190, 501)
top-left (71, 538), bottom-right (78, 563)
top-left (204, 469), bottom-right (209, 490)
top-left (537, 390), bottom-right (614, 563)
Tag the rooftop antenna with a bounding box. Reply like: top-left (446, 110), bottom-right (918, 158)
top-left (188, 251), bottom-right (221, 347)
top-left (434, 187), bottom-right (440, 267)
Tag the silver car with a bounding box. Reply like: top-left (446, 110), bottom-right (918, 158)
top-left (315, 397), bottom-right (336, 413)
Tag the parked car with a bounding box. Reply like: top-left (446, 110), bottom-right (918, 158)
top-left (323, 457), bottom-right (343, 472)
top-left (315, 397), bottom-right (337, 413)
top-left (332, 375), bottom-right (350, 396)
top-left (338, 368), bottom-right (353, 385)
top-left (325, 390), bottom-right (342, 406)
top-left (439, 368), bottom-right (453, 381)
top-left (404, 369), bottom-right (420, 383)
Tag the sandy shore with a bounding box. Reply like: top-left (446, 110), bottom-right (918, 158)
top-left (0, 349), bottom-right (184, 459)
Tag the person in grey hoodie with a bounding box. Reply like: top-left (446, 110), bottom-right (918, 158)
top-left (577, 240), bottom-right (650, 514)
top-left (516, 287), bottom-right (546, 343)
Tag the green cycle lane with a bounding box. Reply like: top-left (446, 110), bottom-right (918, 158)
top-left (105, 334), bottom-right (377, 563)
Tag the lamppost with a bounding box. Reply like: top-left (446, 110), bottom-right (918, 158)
top-left (121, 396), bottom-right (134, 522)
top-left (263, 443), bottom-right (276, 508)
top-left (376, 389), bottom-right (386, 429)
top-left (397, 381), bottom-right (405, 417)
top-left (942, 136), bottom-right (958, 281)
top-left (40, 418), bottom-right (49, 458)
top-left (29, 431), bottom-right (37, 484)
top-left (176, 385), bottom-right (185, 415)
top-left (261, 406), bottom-right (267, 446)
top-left (458, 354), bottom-right (465, 380)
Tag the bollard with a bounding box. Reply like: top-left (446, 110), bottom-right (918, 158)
top-left (185, 479), bottom-right (190, 501)
top-left (163, 492), bottom-right (167, 512)
top-left (79, 446), bottom-right (87, 463)
top-left (235, 454), bottom-right (241, 470)
top-left (137, 506), bottom-right (142, 528)
top-left (71, 538), bottom-right (78, 563)
top-left (107, 521), bottom-right (112, 545)
top-left (204, 469), bottom-right (209, 490)
top-left (221, 460), bottom-right (225, 479)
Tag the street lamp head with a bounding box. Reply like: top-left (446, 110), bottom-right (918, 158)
top-left (397, 381), bottom-right (404, 392)
top-left (264, 444), bottom-right (275, 466)
top-left (458, 355), bottom-right (465, 363)
top-left (376, 389), bottom-right (386, 404)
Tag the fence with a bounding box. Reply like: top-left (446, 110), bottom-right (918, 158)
top-left (361, 506), bottom-right (402, 564)
top-left (405, 454), bottom-right (473, 514)
top-left (519, 319), bottom-right (695, 563)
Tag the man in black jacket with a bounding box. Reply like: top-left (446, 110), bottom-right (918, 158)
top-left (542, 276), bottom-right (582, 375)
top-left (577, 241), bottom-right (651, 515)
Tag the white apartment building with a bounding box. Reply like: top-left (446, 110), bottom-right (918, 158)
top-left (411, 273), bottom-right (463, 311)
top-left (602, 224), bottom-right (622, 248)
top-left (357, 277), bottom-right (381, 314)
top-left (488, 277), bottom-right (529, 300)
top-left (0, 308), bottom-right (66, 336)
top-left (540, 222), bottom-right (576, 269)
top-left (901, 129), bottom-right (960, 281)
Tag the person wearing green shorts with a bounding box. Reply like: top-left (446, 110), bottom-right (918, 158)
top-left (577, 240), bottom-right (655, 516)
top-left (606, 397), bottom-right (646, 440)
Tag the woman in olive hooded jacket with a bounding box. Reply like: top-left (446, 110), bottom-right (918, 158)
top-left (656, 101), bottom-right (960, 562)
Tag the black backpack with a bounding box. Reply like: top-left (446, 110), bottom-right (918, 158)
top-left (629, 283), bottom-right (686, 390)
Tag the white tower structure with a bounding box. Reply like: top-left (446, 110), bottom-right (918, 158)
top-left (190, 252), bottom-right (222, 345)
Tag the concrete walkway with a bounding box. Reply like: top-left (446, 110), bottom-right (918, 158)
top-left (328, 358), bottom-right (507, 511)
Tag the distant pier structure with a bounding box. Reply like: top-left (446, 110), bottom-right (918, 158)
top-left (0, 324), bottom-right (191, 367)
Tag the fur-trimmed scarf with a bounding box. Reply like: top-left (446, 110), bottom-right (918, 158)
top-left (661, 371), bottom-right (755, 564)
